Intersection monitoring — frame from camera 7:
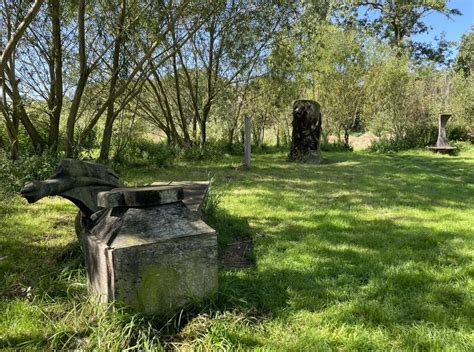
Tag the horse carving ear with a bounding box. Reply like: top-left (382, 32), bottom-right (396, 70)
top-left (20, 159), bottom-right (119, 218)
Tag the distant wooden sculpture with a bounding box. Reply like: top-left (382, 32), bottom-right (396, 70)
top-left (289, 100), bottom-right (323, 163)
top-left (427, 114), bottom-right (456, 155)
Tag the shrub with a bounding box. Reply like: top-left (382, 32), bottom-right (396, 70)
top-left (368, 124), bottom-right (438, 153)
top-left (200, 178), bottom-right (221, 219)
top-left (224, 141), bottom-right (245, 155)
top-left (448, 125), bottom-right (471, 142)
top-left (117, 139), bottom-right (242, 166)
top-left (117, 139), bottom-right (177, 167)
top-left (368, 137), bottom-right (418, 153)
top-left (320, 141), bottom-right (353, 152)
top-left (0, 150), bottom-right (61, 198)
top-left (180, 141), bottom-right (223, 161)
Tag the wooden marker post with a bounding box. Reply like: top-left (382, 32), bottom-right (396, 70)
top-left (244, 116), bottom-right (251, 168)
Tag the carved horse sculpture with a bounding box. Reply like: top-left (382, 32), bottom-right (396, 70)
top-left (20, 159), bottom-right (120, 235)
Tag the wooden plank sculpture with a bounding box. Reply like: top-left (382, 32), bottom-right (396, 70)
top-left (427, 114), bottom-right (457, 155)
top-left (20, 159), bottom-right (217, 315)
top-left (21, 159), bottom-right (119, 235)
top-left (288, 100), bottom-right (323, 163)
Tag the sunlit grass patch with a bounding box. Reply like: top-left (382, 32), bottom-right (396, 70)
top-left (1, 146), bottom-right (473, 349)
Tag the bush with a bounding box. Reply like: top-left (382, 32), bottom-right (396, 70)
top-left (180, 141), bottom-right (225, 161)
top-left (249, 143), bottom-right (283, 154)
top-left (448, 125), bottom-right (471, 142)
top-left (368, 124), bottom-right (438, 153)
top-left (225, 142), bottom-right (245, 155)
top-left (320, 141), bottom-right (353, 152)
top-left (0, 150), bottom-right (61, 198)
top-left (117, 139), bottom-right (243, 166)
top-left (452, 141), bottom-right (473, 152)
top-left (117, 139), bottom-right (177, 167)
top-left (369, 121), bottom-right (472, 153)
top-left (368, 137), bottom-right (418, 153)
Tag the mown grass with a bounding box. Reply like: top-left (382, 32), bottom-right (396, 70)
top-left (1, 145), bottom-right (473, 350)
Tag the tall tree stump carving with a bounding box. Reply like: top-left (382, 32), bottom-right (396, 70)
top-left (288, 100), bottom-right (323, 163)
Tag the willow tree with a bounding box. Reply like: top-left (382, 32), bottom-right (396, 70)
top-left (311, 26), bottom-right (367, 147)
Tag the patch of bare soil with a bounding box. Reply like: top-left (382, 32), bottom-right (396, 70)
top-left (219, 235), bottom-right (254, 270)
top-left (328, 133), bottom-right (379, 149)
top-left (351, 133), bottom-right (379, 148)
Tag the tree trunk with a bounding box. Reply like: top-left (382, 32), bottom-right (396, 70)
top-left (171, 36), bottom-right (190, 145)
top-left (176, 45), bottom-right (200, 145)
top-left (192, 114), bottom-right (197, 142)
top-left (276, 125), bottom-right (280, 147)
top-left (344, 129), bottom-right (350, 148)
top-left (227, 127), bottom-right (235, 149)
top-left (47, 0), bottom-right (63, 151)
top-left (4, 63), bottom-right (44, 151)
top-left (0, 104), bottom-right (19, 160)
top-left (168, 131), bottom-right (174, 146)
top-left (65, 0), bottom-right (87, 158)
top-left (200, 20), bottom-right (216, 149)
top-left (1, 71), bottom-right (19, 159)
top-left (244, 116), bottom-right (251, 168)
top-left (200, 99), bottom-right (213, 147)
top-left (0, 0), bottom-right (45, 73)
top-left (200, 118), bottom-right (207, 148)
top-left (99, 116), bottom-right (115, 160)
top-left (98, 0), bottom-right (126, 160)
top-left (153, 74), bottom-right (182, 146)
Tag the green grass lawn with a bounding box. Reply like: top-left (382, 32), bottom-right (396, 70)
top-left (1, 146), bottom-right (473, 350)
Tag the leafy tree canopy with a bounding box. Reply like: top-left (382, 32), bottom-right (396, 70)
top-left (337, 0), bottom-right (461, 65)
top-left (454, 26), bottom-right (474, 77)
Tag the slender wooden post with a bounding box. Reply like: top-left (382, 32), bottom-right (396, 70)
top-left (244, 116), bottom-right (251, 168)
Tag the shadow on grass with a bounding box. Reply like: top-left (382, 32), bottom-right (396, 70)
top-left (250, 152), bottom-right (473, 212)
top-left (1, 149), bottom-right (472, 348)
top-left (207, 151), bottom-right (473, 337)
top-left (213, 215), bottom-right (472, 342)
top-left (0, 334), bottom-right (50, 349)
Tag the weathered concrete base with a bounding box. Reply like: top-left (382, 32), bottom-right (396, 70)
top-left (113, 231), bottom-right (217, 315)
top-left (83, 201), bottom-right (217, 315)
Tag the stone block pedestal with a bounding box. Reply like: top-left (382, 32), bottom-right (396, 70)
top-left (83, 186), bottom-right (217, 315)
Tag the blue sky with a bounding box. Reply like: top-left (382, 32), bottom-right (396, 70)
top-left (412, 0), bottom-right (473, 51)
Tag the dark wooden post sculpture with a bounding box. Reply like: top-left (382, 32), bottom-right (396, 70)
top-left (288, 100), bottom-right (323, 163)
top-left (427, 114), bottom-right (456, 154)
